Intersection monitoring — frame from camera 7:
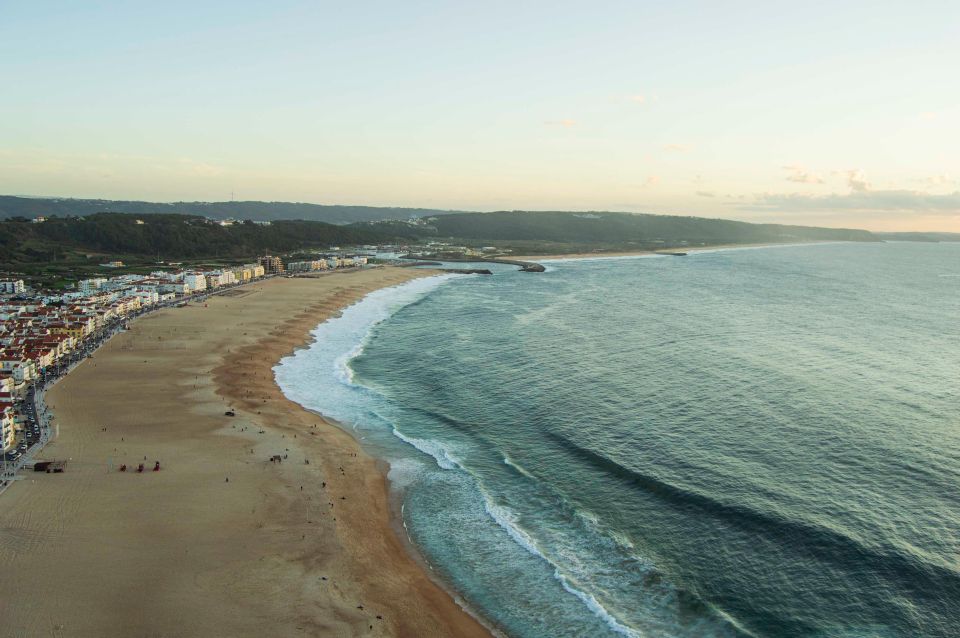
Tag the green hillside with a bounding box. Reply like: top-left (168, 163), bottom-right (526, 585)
top-left (358, 211), bottom-right (879, 252)
top-left (0, 196), bottom-right (464, 225)
top-left (0, 213), bottom-right (392, 261)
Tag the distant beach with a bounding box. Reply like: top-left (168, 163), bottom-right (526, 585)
top-left (511, 240), bottom-right (838, 262)
top-left (0, 267), bottom-right (490, 638)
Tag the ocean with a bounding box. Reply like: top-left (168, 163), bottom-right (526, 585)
top-left (274, 242), bottom-right (960, 638)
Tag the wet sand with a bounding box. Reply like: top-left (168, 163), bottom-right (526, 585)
top-left (0, 267), bottom-right (491, 638)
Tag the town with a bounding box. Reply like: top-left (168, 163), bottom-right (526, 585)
top-left (0, 252), bottom-right (369, 486)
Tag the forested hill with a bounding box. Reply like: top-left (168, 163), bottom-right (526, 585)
top-left (359, 211), bottom-right (879, 247)
top-left (0, 208), bottom-right (882, 268)
top-left (0, 213), bottom-right (390, 262)
top-left (0, 196), bottom-right (463, 225)
top-left (2, 198), bottom-right (881, 249)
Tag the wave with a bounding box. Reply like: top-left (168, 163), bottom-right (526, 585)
top-left (502, 454), bottom-right (536, 479)
top-left (274, 273), bottom-right (456, 411)
top-left (391, 428), bottom-right (463, 471)
top-left (480, 491), bottom-right (642, 638)
top-left (334, 340), bottom-right (364, 385)
top-left (548, 431), bottom-right (960, 605)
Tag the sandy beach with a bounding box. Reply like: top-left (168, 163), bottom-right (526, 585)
top-left (0, 267), bottom-right (491, 638)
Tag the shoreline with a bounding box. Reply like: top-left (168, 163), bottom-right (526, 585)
top-left (0, 266), bottom-right (491, 637)
top-left (229, 276), bottom-right (499, 638)
top-left (270, 273), bottom-right (503, 636)
top-left (511, 239), bottom-right (843, 261)
top-left (301, 404), bottom-right (503, 638)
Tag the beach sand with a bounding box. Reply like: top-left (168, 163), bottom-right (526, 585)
top-left (0, 267), bottom-right (491, 638)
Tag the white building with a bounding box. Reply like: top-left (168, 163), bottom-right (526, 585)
top-left (182, 273), bottom-right (207, 293)
top-left (159, 281), bottom-right (190, 296)
top-left (78, 278), bottom-right (108, 294)
top-left (0, 280), bottom-right (25, 295)
top-left (0, 356), bottom-right (36, 384)
top-left (204, 270), bottom-right (237, 288)
top-left (1, 407), bottom-right (15, 453)
top-left (286, 260), bottom-right (329, 272)
top-left (132, 289), bottom-right (159, 306)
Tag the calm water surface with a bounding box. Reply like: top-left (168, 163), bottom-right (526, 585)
top-left (276, 242), bottom-right (960, 637)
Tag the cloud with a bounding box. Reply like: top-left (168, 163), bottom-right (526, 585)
top-left (786, 173), bottom-right (824, 184)
top-left (663, 143), bottom-right (690, 152)
top-left (845, 168), bottom-right (870, 192)
top-left (781, 165), bottom-right (824, 184)
top-left (643, 175), bottom-right (661, 187)
top-left (745, 189), bottom-right (960, 214)
top-left (545, 119), bottom-right (576, 128)
top-left (920, 173), bottom-right (954, 187)
top-left (696, 190), bottom-right (715, 198)
top-left (627, 95), bottom-right (646, 104)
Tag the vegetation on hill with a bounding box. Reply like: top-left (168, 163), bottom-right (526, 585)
top-left (0, 213), bottom-right (390, 278)
top-left (0, 208), bottom-right (885, 289)
top-left (357, 211), bottom-right (879, 252)
top-left (0, 196), bottom-right (464, 225)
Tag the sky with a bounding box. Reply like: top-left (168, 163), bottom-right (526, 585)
top-left (1, 1), bottom-right (959, 231)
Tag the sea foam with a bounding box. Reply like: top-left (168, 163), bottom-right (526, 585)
top-left (274, 273), bottom-right (456, 415)
top-left (481, 491), bottom-right (642, 638)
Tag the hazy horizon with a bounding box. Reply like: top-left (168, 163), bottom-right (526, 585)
top-left (2, 1), bottom-right (958, 232)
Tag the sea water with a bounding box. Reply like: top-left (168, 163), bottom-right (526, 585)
top-left (275, 242), bottom-right (960, 637)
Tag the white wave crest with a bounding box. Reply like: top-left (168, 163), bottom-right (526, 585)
top-left (502, 454), bottom-right (536, 479)
top-left (334, 340), bottom-right (364, 385)
top-left (274, 273), bottom-right (456, 414)
top-left (555, 571), bottom-right (642, 638)
top-left (392, 428), bottom-right (462, 471)
top-left (481, 493), bottom-right (641, 638)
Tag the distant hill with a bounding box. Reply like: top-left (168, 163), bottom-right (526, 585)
top-left (0, 206), bottom-right (883, 271)
top-left (875, 232), bottom-right (960, 242)
top-left (0, 213), bottom-right (391, 264)
top-left (0, 196), bottom-right (464, 225)
top-left (358, 210), bottom-right (879, 248)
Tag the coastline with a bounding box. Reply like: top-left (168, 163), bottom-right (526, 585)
top-left (511, 239), bottom-right (841, 261)
top-left (0, 266), bottom-right (490, 638)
